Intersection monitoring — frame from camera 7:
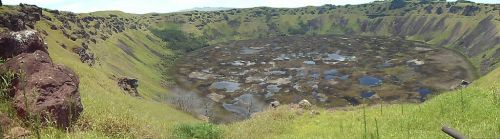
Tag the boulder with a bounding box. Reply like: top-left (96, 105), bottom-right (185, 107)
top-left (50, 24), bottom-right (58, 30)
top-left (298, 99), bottom-right (312, 109)
top-left (270, 100), bottom-right (280, 108)
top-left (72, 47), bottom-right (95, 66)
top-left (1, 50), bottom-right (83, 128)
top-left (0, 30), bottom-right (47, 59)
top-left (118, 77), bottom-right (140, 97)
top-left (459, 80), bottom-right (471, 88)
top-left (19, 4), bottom-right (42, 22)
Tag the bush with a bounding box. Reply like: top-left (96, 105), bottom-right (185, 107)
top-left (288, 20), bottom-right (309, 35)
top-left (150, 27), bottom-right (208, 53)
top-left (390, 0), bottom-right (406, 10)
top-left (172, 123), bottom-right (223, 139)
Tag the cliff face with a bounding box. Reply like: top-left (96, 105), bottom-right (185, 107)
top-left (152, 1), bottom-right (500, 74)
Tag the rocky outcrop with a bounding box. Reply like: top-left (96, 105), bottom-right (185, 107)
top-left (118, 77), bottom-right (140, 97)
top-left (0, 30), bottom-right (83, 128)
top-left (270, 100), bottom-right (280, 108)
top-left (298, 99), bottom-right (312, 109)
top-left (72, 47), bottom-right (95, 66)
top-left (0, 4), bottom-right (42, 31)
top-left (43, 9), bottom-right (148, 45)
top-left (0, 30), bottom-right (47, 59)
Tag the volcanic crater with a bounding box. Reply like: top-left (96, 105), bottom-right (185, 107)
top-left (173, 35), bottom-right (475, 122)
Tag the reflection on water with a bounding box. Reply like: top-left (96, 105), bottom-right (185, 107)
top-left (361, 91), bottom-right (376, 99)
top-left (417, 88), bottom-right (432, 101)
top-left (359, 76), bottom-right (383, 87)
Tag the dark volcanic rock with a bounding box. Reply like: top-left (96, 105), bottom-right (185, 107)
top-left (436, 7), bottom-right (443, 15)
top-left (0, 30), bottom-right (82, 128)
top-left (462, 5), bottom-right (480, 16)
top-left (48, 10), bottom-right (60, 15)
top-left (0, 30), bottom-right (47, 59)
top-left (449, 6), bottom-right (463, 14)
top-left (118, 77), bottom-right (140, 97)
top-left (72, 47), bottom-right (95, 66)
top-left (50, 24), bottom-right (58, 30)
top-left (1, 50), bottom-right (83, 128)
top-left (0, 4), bottom-right (42, 31)
top-left (19, 4), bottom-right (42, 21)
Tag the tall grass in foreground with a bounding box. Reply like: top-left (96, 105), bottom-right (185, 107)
top-left (363, 106), bottom-right (367, 139)
top-left (0, 69), bottom-right (15, 139)
top-left (224, 68), bottom-right (500, 139)
top-left (172, 123), bottom-right (223, 139)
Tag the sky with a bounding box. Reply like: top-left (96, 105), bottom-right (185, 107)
top-left (3, 0), bottom-right (499, 14)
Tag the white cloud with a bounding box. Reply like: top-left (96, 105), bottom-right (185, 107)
top-left (4, 0), bottom-right (66, 5)
top-left (3, 0), bottom-right (497, 14)
top-left (3, 0), bottom-right (375, 13)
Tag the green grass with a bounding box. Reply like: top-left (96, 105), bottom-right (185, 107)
top-left (32, 17), bottom-right (200, 138)
top-left (223, 67), bottom-right (500, 139)
top-left (172, 123), bottom-right (223, 139)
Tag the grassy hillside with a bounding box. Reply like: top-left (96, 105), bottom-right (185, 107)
top-left (2, 7), bottom-right (199, 138)
top-left (40, 30), bottom-right (199, 138)
top-left (224, 67), bottom-right (500, 138)
top-left (152, 1), bottom-right (500, 74)
top-left (1, 1), bottom-right (499, 138)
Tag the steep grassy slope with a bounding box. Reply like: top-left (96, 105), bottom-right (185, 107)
top-left (38, 22), bottom-right (199, 138)
top-left (224, 67), bottom-right (500, 138)
top-left (2, 7), bottom-right (200, 138)
top-left (152, 1), bottom-right (500, 74)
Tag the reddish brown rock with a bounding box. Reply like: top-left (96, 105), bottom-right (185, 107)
top-left (0, 30), bottom-right (47, 59)
top-left (1, 50), bottom-right (83, 128)
top-left (0, 112), bottom-right (12, 129)
top-left (118, 77), bottom-right (140, 97)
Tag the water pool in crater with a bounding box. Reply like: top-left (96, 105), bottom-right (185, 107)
top-left (172, 35), bottom-right (475, 123)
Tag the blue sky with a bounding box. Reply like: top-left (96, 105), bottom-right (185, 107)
top-left (3, 0), bottom-right (499, 14)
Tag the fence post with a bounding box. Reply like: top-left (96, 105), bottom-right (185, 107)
top-left (442, 126), bottom-right (467, 139)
